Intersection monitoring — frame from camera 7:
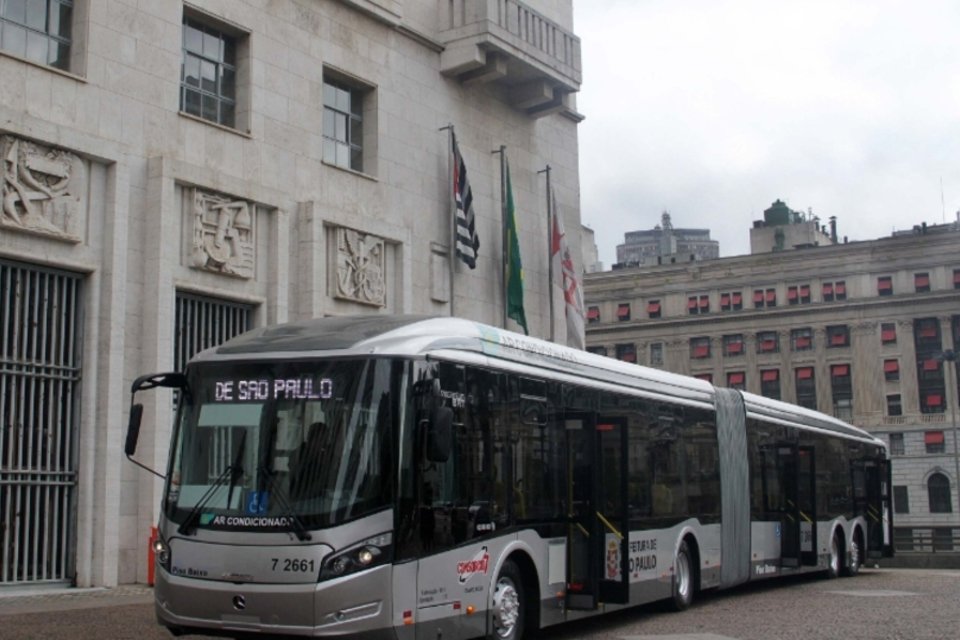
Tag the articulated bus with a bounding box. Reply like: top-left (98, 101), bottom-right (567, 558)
top-left (125, 315), bottom-right (893, 639)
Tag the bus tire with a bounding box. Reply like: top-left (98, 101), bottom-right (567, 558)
top-left (491, 560), bottom-right (524, 640)
top-left (827, 532), bottom-right (842, 579)
top-left (843, 528), bottom-right (862, 577)
top-left (669, 540), bottom-right (694, 611)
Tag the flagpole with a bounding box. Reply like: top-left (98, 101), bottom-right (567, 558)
top-left (539, 165), bottom-right (554, 342)
top-left (440, 124), bottom-right (456, 317)
top-left (493, 145), bottom-right (507, 329)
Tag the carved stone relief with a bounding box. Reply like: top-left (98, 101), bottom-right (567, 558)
top-left (0, 135), bottom-right (85, 242)
top-left (191, 188), bottom-right (255, 279)
top-left (335, 227), bottom-right (386, 307)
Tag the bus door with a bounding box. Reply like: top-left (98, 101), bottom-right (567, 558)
top-left (596, 416), bottom-right (629, 605)
top-left (564, 412), bottom-right (630, 609)
top-left (778, 445), bottom-right (817, 568)
top-left (855, 456), bottom-right (892, 558)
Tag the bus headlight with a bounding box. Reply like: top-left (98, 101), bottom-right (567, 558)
top-left (319, 533), bottom-right (392, 581)
top-left (153, 535), bottom-right (171, 568)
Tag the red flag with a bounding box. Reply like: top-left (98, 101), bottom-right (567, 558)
top-left (550, 190), bottom-right (585, 349)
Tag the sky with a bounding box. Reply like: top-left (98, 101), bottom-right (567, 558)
top-left (573, 0), bottom-right (960, 268)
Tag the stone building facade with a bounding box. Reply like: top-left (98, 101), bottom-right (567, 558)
top-left (0, 0), bottom-right (583, 588)
top-left (585, 225), bottom-right (960, 541)
top-left (615, 212), bottom-right (719, 267)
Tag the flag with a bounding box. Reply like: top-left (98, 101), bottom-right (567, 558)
top-left (550, 189), bottom-right (585, 349)
top-left (451, 131), bottom-right (479, 268)
top-left (504, 160), bottom-right (528, 335)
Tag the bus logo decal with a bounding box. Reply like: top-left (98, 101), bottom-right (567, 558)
top-left (457, 546), bottom-right (490, 584)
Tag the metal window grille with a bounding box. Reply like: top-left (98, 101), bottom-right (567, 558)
top-left (174, 292), bottom-right (253, 373)
top-left (0, 259), bottom-right (83, 585)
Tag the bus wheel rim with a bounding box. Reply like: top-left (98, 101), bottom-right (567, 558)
top-left (850, 538), bottom-right (860, 570)
top-left (493, 576), bottom-right (520, 638)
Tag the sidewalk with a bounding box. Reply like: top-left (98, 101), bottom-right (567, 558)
top-left (0, 584), bottom-right (154, 616)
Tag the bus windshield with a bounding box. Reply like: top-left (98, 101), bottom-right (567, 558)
top-left (163, 358), bottom-right (397, 533)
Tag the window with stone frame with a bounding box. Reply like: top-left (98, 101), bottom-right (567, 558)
top-left (615, 343), bottom-right (636, 363)
top-left (880, 322), bottom-right (897, 345)
top-left (914, 272), bottom-right (931, 293)
top-left (756, 331), bottom-right (779, 354)
top-left (883, 359), bottom-right (900, 382)
top-left (826, 324), bottom-right (850, 348)
top-left (722, 334), bottom-right (744, 357)
top-left (892, 485), bottom-right (908, 514)
top-left (888, 432), bottom-right (904, 455)
top-left (877, 275), bottom-right (893, 296)
top-left (791, 327), bottom-right (814, 351)
top-left (928, 472), bottom-right (952, 513)
top-left (795, 367), bottom-right (816, 410)
top-left (886, 395), bottom-right (903, 417)
top-left (760, 369), bottom-right (780, 400)
top-left (830, 363), bottom-right (853, 421)
top-left (0, 0), bottom-right (72, 70)
top-left (690, 336), bottom-right (711, 359)
top-left (719, 291), bottom-right (742, 311)
top-left (323, 70), bottom-right (375, 173)
top-left (787, 284), bottom-right (811, 305)
top-left (649, 342), bottom-right (663, 366)
top-left (181, 11), bottom-right (247, 129)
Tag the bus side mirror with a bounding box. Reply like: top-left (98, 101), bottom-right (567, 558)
top-left (426, 405), bottom-right (453, 463)
top-left (125, 403), bottom-right (144, 456)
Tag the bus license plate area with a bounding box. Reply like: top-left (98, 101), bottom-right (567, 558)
top-left (169, 539), bottom-right (332, 584)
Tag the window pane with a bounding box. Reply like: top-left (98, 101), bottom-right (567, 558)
top-left (3, 0), bottom-right (27, 23)
top-left (200, 59), bottom-right (216, 93)
top-left (183, 87), bottom-right (202, 116)
top-left (222, 36), bottom-right (236, 65)
top-left (334, 113), bottom-right (347, 141)
top-left (323, 82), bottom-right (336, 107)
top-left (351, 117), bottom-right (362, 146)
top-left (220, 66), bottom-right (235, 100)
top-left (335, 86), bottom-right (350, 112)
top-left (183, 54), bottom-right (200, 87)
top-left (220, 101), bottom-right (235, 128)
top-left (336, 142), bottom-right (349, 168)
top-left (183, 22), bottom-right (202, 54)
top-left (322, 108), bottom-right (335, 137)
top-left (202, 93), bottom-right (218, 122)
top-left (202, 30), bottom-right (221, 60)
top-left (25, 0), bottom-right (46, 31)
top-left (48, 39), bottom-right (68, 68)
top-left (2, 22), bottom-right (28, 57)
top-left (25, 30), bottom-right (47, 64)
top-left (50, 2), bottom-right (72, 39)
top-left (322, 138), bottom-right (337, 164)
top-left (350, 148), bottom-right (362, 172)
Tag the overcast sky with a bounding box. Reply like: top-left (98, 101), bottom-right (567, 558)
top-left (573, 0), bottom-right (960, 268)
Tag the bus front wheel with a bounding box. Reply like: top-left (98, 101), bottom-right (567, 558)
top-left (669, 540), bottom-right (694, 611)
top-left (491, 560), bottom-right (525, 640)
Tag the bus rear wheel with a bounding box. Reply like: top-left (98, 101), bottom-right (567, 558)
top-left (843, 529), bottom-right (862, 577)
top-left (827, 532), bottom-right (842, 579)
top-left (491, 560), bottom-right (525, 640)
top-left (669, 540), bottom-right (694, 611)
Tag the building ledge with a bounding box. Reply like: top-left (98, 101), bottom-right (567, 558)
top-left (438, 0), bottom-right (582, 118)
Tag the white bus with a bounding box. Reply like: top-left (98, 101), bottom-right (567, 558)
top-left (125, 315), bottom-right (893, 639)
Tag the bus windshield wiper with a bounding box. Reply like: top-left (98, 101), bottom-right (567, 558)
top-left (259, 465), bottom-right (312, 542)
top-left (179, 430), bottom-right (247, 536)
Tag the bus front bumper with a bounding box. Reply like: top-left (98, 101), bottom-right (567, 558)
top-left (154, 565), bottom-right (398, 638)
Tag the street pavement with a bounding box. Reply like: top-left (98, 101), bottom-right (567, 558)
top-left (0, 568), bottom-right (957, 639)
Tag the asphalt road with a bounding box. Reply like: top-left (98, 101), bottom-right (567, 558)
top-left (1, 568), bottom-right (957, 639)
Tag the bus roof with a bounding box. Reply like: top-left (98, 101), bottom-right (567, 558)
top-left (196, 314), bottom-right (882, 446)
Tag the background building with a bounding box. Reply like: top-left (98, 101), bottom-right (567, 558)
top-left (585, 223), bottom-right (960, 543)
top-left (615, 211), bottom-right (720, 267)
top-left (750, 199), bottom-right (837, 254)
top-left (0, 0), bottom-right (583, 588)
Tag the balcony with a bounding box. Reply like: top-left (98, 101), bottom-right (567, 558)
top-left (438, 0), bottom-right (582, 119)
